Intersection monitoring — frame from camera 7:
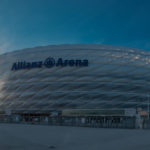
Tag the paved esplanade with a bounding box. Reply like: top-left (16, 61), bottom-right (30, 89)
top-left (0, 124), bottom-right (150, 150)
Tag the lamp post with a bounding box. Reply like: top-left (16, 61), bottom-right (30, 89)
top-left (148, 94), bottom-right (150, 120)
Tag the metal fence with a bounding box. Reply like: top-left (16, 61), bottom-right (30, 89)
top-left (0, 115), bottom-right (137, 129)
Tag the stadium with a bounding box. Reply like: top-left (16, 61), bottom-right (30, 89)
top-left (0, 44), bottom-right (149, 128)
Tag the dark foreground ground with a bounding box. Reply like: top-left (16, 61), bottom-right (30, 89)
top-left (0, 123), bottom-right (150, 150)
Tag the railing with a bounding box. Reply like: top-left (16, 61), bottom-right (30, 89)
top-left (0, 115), bottom-right (137, 129)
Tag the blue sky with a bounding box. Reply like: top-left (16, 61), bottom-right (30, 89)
top-left (0, 0), bottom-right (150, 53)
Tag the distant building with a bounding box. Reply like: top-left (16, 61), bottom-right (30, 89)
top-left (0, 44), bottom-right (149, 114)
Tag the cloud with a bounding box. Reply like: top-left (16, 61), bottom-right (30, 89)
top-left (0, 41), bottom-right (12, 53)
top-left (0, 30), bottom-right (15, 54)
top-left (0, 35), bottom-right (14, 54)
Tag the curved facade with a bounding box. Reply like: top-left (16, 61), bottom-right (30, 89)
top-left (0, 44), bottom-right (150, 112)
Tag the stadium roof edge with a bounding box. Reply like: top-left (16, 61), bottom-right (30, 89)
top-left (1, 44), bottom-right (149, 57)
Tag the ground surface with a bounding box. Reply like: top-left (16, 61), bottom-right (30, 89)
top-left (0, 123), bottom-right (150, 150)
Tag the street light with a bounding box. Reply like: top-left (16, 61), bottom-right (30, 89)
top-left (148, 94), bottom-right (150, 120)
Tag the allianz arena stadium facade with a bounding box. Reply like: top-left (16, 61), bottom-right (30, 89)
top-left (0, 44), bottom-right (150, 114)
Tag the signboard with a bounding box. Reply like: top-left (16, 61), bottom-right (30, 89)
top-left (50, 111), bottom-right (59, 117)
top-left (5, 109), bottom-right (11, 115)
top-left (11, 57), bottom-right (88, 71)
top-left (62, 109), bottom-right (125, 116)
top-left (124, 109), bottom-right (136, 116)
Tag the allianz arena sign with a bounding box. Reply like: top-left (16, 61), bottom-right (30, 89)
top-left (11, 57), bottom-right (88, 71)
